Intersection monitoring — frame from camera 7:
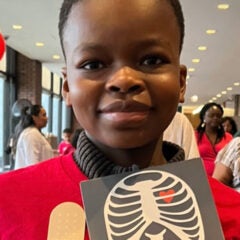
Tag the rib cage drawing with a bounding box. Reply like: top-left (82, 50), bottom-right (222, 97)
top-left (104, 170), bottom-right (204, 240)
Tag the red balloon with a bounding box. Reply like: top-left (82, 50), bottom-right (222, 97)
top-left (0, 33), bottom-right (6, 60)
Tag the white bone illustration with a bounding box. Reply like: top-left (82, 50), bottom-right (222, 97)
top-left (104, 170), bottom-right (204, 239)
top-left (145, 229), bottom-right (166, 239)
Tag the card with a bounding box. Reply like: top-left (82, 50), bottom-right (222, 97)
top-left (81, 158), bottom-right (224, 240)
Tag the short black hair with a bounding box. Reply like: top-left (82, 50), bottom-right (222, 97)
top-left (58, 0), bottom-right (185, 58)
top-left (63, 128), bottom-right (73, 134)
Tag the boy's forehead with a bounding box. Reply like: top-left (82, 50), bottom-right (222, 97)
top-left (75, 0), bottom-right (168, 10)
top-left (64, 132), bottom-right (71, 135)
top-left (64, 0), bottom-right (180, 51)
top-left (66, 0), bottom-right (176, 29)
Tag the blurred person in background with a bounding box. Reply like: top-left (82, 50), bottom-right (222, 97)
top-left (58, 128), bottom-right (75, 155)
top-left (222, 116), bottom-right (238, 136)
top-left (195, 103), bottom-right (232, 176)
top-left (163, 111), bottom-right (200, 160)
top-left (14, 104), bottom-right (54, 169)
top-left (213, 137), bottom-right (240, 192)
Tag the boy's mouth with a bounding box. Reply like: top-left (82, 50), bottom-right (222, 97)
top-left (100, 100), bottom-right (152, 113)
top-left (99, 100), bottom-right (152, 125)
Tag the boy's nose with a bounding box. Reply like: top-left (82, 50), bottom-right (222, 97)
top-left (105, 67), bottom-right (146, 95)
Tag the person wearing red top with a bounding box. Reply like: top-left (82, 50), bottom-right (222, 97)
top-left (0, 0), bottom-right (240, 239)
top-left (58, 128), bottom-right (75, 155)
top-left (195, 103), bottom-right (232, 176)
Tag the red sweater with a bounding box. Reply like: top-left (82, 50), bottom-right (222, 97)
top-left (0, 154), bottom-right (239, 239)
top-left (0, 154), bottom-right (89, 240)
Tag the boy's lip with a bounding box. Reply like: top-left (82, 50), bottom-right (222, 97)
top-left (98, 100), bottom-right (152, 125)
top-left (99, 100), bottom-right (152, 113)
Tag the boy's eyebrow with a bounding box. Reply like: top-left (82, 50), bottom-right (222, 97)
top-left (73, 38), bottom-right (171, 53)
top-left (71, 44), bottom-right (108, 59)
top-left (129, 38), bottom-right (171, 49)
top-left (73, 43), bottom-right (106, 53)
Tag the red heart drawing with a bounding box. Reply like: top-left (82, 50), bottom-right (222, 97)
top-left (159, 189), bottom-right (175, 203)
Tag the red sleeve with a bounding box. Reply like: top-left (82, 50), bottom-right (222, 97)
top-left (208, 176), bottom-right (240, 240)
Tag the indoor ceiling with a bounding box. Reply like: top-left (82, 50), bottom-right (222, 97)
top-left (0, 0), bottom-right (239, 109)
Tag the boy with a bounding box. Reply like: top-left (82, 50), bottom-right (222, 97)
top-left (58, 128), bottom-right (74, 155)
top-left (0, 0), bottom-right (239, 239)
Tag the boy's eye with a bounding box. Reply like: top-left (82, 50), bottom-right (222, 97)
top-left (141, 56), bottom-right (164, 66)
top-left (80, 60), bottom-right (104, 70)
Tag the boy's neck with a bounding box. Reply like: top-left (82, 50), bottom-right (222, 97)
top-left (150, 137), bottom-right (167, 166)
top-left (73, 131), bottom-right (184, 179)
top-left (92, 138), bottom-right (166, 169)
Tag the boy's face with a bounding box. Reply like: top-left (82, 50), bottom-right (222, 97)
top-left (62, 0), bottom-right (186, 149)
top-left (63, 132), bottom-right (71, 142)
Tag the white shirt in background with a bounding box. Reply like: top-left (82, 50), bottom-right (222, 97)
top-left (163, 112), bottom-right (200, 160)
top-left (15, 127), bottom-right (54, 169)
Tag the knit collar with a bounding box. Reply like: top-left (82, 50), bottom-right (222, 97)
top-left (73, 130), bottom-right (185, 179)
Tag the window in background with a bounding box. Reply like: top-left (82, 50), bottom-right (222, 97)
top-left (52, 74), bottom-right (61, 142)
top-left (0, 52), bottom-right (6, 166)
top-left (61, 100), bottom-right (71, 131)
top-left (42, 66), bottom-right (51, 91)
top-left (0, 77), bottom-right (4, 170)
top-left (0, 48), bottom-right (16, 172)
top-left (52, 95), bottom-right (61, 138)
top-left (41, 91), bottom-right (51, 134)
top-left (41, 67), bottom-right (71, 145)
top-left (0, 50), bottom-right (6, 72)
top-left (53, 73), bottom-right (60, 95)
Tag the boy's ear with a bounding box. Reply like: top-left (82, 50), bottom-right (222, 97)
top-left (179, 65), bottom-right (187, 103)
top-left (61, 67), bottom-right (72, 107)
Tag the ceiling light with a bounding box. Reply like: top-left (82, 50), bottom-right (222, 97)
top-left (234, 82), bottom-right (240, 86)
top-left (209, 100), bottom-right (213, 103)
top-left (191, 95), bottom-right (198, 102)
top-left (221, 91), bottom-right (227, 94)
top-left (227, 87), bottom-right (232, 91)
top-left (206, 29), bottom-right (216, 35)
top-left (192, 59), bottom-right (200, 63)
top-left (212, 97), bottom-right (217, 100)
top-left (52, 55), bottom-right (60, 60)
top-left (217, 4), bottom-right (229, 10)
top-left (198, 46), bottom-right (207, 51)
top-left (35, 42), bottom-right (44, 47)
top-left (188, 68), bottom-right (195, 72)
top-left (216, 94), bottom-right (222, 98)
top-left (186, 75), bottom-right (190, 79)
top-left (12, 25), bottom-right (22, 30)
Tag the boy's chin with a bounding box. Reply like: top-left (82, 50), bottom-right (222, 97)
top-left (103, 135), bottom-right (160, 150)
top-left (86, 130), bottom-right (161, 149)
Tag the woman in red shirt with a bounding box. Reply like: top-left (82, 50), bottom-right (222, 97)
top-left (196, 103), bottom-right (232, 176)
